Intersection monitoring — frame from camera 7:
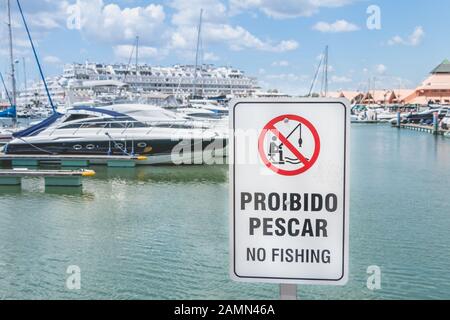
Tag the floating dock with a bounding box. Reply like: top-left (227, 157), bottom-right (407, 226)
top-left (398, 124), bottom-right (449, 136)
top-left (0, 168), bottom-right (95, 187)
top-left (351, 120), bottom-right (381, 124)
top-left (0, 154), bottom-right (148, 168)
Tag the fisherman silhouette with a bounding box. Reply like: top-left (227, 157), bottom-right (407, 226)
top-left (266, 122), bottom-right (314, 166)
top-left (268, 136), bottom-right (285, 164)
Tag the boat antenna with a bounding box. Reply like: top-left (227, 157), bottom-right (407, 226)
top-left (16, 0), bottom-right (56, 114)
top-left (7, 0), bottom-right (17, 124)
top-left (193, 8), bottom-right (203, 98)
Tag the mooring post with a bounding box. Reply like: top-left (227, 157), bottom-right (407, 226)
top-left (433, 112), bottom-right (439, 135)
top-left (397, 111), bottom-right (401, 128)
top-left (280, 284), bottom-right (297, 300)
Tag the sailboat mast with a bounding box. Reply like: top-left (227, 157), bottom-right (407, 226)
top-left (324, 45), bottom-right (328, 97)
top-left (7, 0), bottom-right (17, 124)
top-left (17, 0), bottom-right (56, 113)
top-left (320, 45), bottom-right (329, 97)
top-left (135, 36), bottom-right (139, 73)
top-left (22, 57), bottom-right (27, 104)
top-left (193, 8), bottom-right (203, 97)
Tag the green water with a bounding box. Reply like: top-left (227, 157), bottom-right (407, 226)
top-left (0, 124), bottom-right (449, 300)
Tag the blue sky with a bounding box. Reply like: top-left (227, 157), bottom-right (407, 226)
top-left (0, 0), bottom-right (448, 95)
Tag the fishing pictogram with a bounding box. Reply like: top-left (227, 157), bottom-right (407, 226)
top-left (258, 114), bottom-right (321, 176)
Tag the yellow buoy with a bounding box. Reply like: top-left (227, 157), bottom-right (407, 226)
top-left (81, 170), bottom-right (96, 177)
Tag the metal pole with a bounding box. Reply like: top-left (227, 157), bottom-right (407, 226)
top-left (324, 45), bottom-right (328, 97)
top-left (433, 112), bottom-right (439, 135)
top-left (193, 8), bottom-right (203, 98)
top-left (7, 0), bottom-right (17, 125)
top-left (135, 36), bottom-right (139, 73)
top-left (280, 284), bottom-right (297, 300)
top-left (17, 0), bottom-right (56, 113)
top-left (308, 53), bottom-right (323, 97)
top-left (0, 72), bottom-right (13, 106)
top-left (23, 57), bottom-right (27, 105)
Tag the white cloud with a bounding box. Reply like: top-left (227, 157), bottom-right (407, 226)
top-left (168, 0), bottom-right (299, 53)
top-left (68, 0), bottom-right (166, 45)
top-left (230, 0), bottom-right (356, 19)
top-left (10, 0), bottom-right (300, 67)
top-left (275, 40), bottom-right (299, 52)
top-left (170, 32), bottom-right (189, 49)
top-left (169, 0), bottom-right (228, 26)
top-left (388, 26), bottom-right (425, 46)
top-left (272, 60), bottom-right (289, 67)
top-left (409, 26), bottom-right (425, 46)
top-left (17, 0), bottom-right (70, 30)
top-left (376, 64), bottom-right (387, 75)
top-left (266, 73), bottom-right (301, 81)
top-left (261, 72), bottom-right (311, 95)
top-left (43, 55), bottom-right (62, 64)
top-left (0, 0), bottom-right (69, 61)
top-left (388, 36), bottom-right (404, 46)
top-left (113, 45), bottom-right (159, 60)
top-left (313, 20), bottom-right (359, 33)
top-left (331, 75), bottom-right (352, 83)
top-left (204, 52), bottom-right (220, 61)
top-left (170, 22), bottom-right (298, 53)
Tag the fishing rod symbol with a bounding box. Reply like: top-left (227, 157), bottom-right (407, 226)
top-left (258, 114), bottom-right (321, 176)
top-left (268, 122), bottom-right (304, 165)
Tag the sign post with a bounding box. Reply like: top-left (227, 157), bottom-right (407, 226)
top-left (230, 98), bottom-right (350, 296)
top-left (280, 284), bottom-right (297, 300)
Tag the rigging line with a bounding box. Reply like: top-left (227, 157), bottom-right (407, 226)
top-left (105, 132), bottom-right (132, 156)
top-left (308, 53), bottom-right (324, 97)
top-left (0, 72), bottom-right (13, 106)
top-left (15, 136), bottom-right (55, 154)
top-left (16, 0), bottom-right (56, 113)
top-left (118, 37), bottom-right (137, 96)
top-left (124, 41), bottom-right (136, 83)
top-left (193, 8), bottom-right (203, 97)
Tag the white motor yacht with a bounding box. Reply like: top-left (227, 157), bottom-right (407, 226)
top-left (3, 104), bottom-right (228, 165)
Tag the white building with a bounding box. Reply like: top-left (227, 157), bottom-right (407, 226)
top-left (62, 63), bottom-right (258, 96)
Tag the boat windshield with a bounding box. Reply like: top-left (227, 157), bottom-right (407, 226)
top-left (62, 114), bottom-right (97, 123)
top-left (59, 117), bottom-right (143, 129)
top-left (58, 118), bottom-right (199, 130)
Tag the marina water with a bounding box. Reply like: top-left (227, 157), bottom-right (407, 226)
top-left (0, 124), bottom-right (449, 299)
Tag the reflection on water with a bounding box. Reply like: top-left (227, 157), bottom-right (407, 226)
top-left (0, 125), bottom-right (449, 300)
top-left (45, 186), bottom-right (84, 196)
top-left (99, 165), bottom-right (228, 184)
top-left (0, 186), bottom-right (22, 194)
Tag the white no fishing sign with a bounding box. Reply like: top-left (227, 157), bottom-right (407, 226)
top-left (230, 98), bottom-right (350, 285)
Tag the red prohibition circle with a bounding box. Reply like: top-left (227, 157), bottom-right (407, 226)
top-left (258, 114), bottom-right (321, 176)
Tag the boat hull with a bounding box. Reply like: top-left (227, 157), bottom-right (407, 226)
top-left (4, 138), bottom-right (228, 165)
